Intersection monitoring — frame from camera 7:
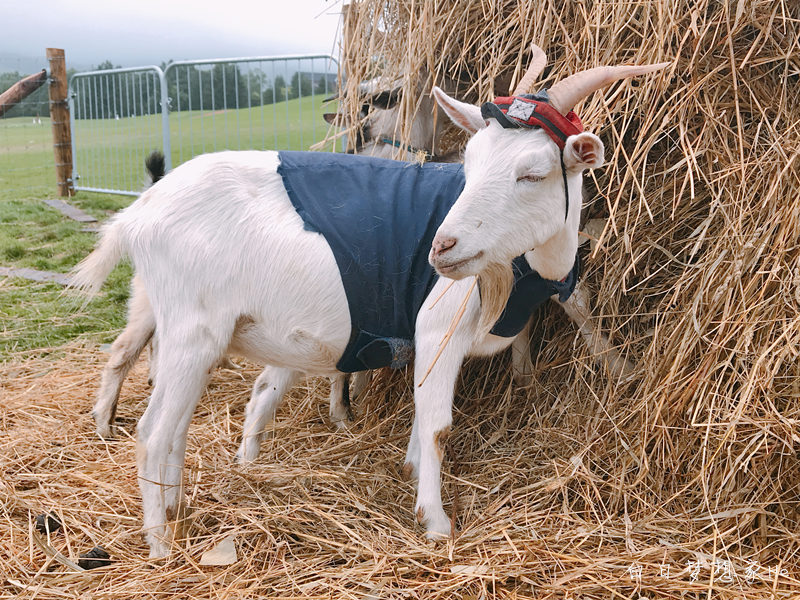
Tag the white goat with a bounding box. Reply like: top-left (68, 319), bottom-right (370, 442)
top-left (92, 153), bottom-right (367, 437)
top-left (73, 51), bottom-right (667, 558)
top-left (326, 67), bottom-right (632, 384)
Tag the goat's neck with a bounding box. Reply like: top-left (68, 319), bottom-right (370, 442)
top-left (525, 223), bottom-right (578, 281)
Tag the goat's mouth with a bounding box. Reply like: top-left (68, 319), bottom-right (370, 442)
top-left (433, 251), bottom-right (484, 278)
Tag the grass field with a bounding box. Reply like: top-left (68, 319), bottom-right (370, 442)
top-left (0, 95), bottom-right (338, 358)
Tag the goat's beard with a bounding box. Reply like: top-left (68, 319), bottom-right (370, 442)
top-left (476, 261), bottom-right (514, 337)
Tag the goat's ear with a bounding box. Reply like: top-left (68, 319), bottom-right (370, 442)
top-left (563, 132), bottom-right (604, 171)
top-left (323, 113), bottom-right (343, 125)
top-left (432, 86), bottom-right (485, 135)
top-left (370, 87), bottom-right (401, 109)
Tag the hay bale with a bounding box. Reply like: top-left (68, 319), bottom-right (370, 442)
top-left (2, 1), bottom-right (799, 597)
top-left (343, 0), bottom-right (800, 590)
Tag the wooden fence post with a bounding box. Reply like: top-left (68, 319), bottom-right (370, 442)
top-left (46, 48), bottom-right (74, 197)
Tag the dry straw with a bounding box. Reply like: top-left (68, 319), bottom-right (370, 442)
top-left (3, 0), bottom-right (800, 597)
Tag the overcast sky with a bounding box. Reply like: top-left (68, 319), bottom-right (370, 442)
top-left (2, 0), bottom-right (342, 72)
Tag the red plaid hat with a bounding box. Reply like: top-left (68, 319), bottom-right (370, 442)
top-left (480, 92), bottom-right (583, 149)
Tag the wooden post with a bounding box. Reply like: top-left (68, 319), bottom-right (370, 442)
top-left (46, 48), bottom-right (74, 197)
top-left (0, 70), bottom-right (47, 117)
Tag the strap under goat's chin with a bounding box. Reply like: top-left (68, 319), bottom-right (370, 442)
top-left (560, 150), bottom-right (569, 222)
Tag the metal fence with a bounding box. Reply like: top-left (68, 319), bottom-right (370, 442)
top-left (68, 54), bottom-right (339, 196)
top-left (69, 66), bottom-right (169, 195)
top-left (0, 97), bottom-right (53, 199)
top-left (0, 57), bottom-right (53, 199)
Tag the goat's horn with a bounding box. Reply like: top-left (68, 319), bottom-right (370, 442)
top-left (511, 43), bottom-right (548, 96)
top-left (547, 62), bottom-right (671, 115)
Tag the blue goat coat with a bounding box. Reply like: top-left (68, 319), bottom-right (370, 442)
top-left (277, 151), bottom-right (579, 373)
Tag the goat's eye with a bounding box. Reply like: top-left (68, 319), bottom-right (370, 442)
top-left (517, 174), bottom-right (544, 184)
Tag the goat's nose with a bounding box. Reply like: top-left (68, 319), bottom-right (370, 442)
top-left (431, 235), bottom-right (457, 258)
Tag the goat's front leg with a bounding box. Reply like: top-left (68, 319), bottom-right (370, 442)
top-left (412, 330), bottom-right (467, 540)
top-left (557, 281), bottom-right (633, 378)
top-left (403, 417), bottom-right (420, 480)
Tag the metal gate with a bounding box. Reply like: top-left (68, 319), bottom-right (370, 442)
top-left (69, 65), bottom-right (169, 195)
top-left (68, 54), bottom-right (338, 196)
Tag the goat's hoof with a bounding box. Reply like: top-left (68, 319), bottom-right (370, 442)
top-left (216, 357), bottom-right (241, 370)
top-left (401, 462), bottom-right (416, 481)
top-left (234, 434), bottom-right (264, 465)
top-left (329, 405), bottom-right (353, 429)
top-left (417, 506), bottom-right (451, 540)
top-left (147, 546), bottom-right (170, 561)
top-left (234, 448), bottom-right (258, 466)
top-left (144, 536), bottom-right (170, 561)
top-left (512, 372), bottom-right (534, 387)
top-left (424, 526), bottom-right (451, 542)
top-left (92, 413), bottom-right (113, 439)
top-left (95, 426), bottom-right (113, 439)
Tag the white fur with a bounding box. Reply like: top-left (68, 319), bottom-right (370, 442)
top-left (92, 276), bottom-right (358, 439)
top-left (73, 89), bottom-right (629, 556)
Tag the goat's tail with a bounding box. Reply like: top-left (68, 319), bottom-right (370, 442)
top-left (71, 152), bottom-right (162, 297)
top-left (69, 218), bottom-right (126, 296)
top-left (145, 150), bottom-right (166, 184)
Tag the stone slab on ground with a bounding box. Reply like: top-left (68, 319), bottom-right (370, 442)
top-left (42, 198), bottom-right (97, 223)
top-left (0, 266), bottom-right (72, 286)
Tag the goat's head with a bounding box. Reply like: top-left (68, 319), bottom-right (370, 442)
top-left (324, 76), bottom-right (455, 160)
top-left (430, 50), bottom-right (670, 282)
top-left (324, 78), bottom-right (403, 156)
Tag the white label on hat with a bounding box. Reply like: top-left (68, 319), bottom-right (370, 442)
top-left (507, 98), bottom-right (535, 121)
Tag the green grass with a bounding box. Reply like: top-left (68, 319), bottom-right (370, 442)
top-left (0, 192), bottom-right (134, 358)
top-left (0, 95), bottom-right (337, 359)
top-left (0, 116), bottom-right (56, 200)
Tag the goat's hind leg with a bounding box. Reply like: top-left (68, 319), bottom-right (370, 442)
top-left (137, 319), bottom-right (228, 559)
top-left (558, 282), bottom-right (634, 378)
top-left (235, 366), bottom-right (299, 464)
top-left (93, 276), bottom-right (154, 438)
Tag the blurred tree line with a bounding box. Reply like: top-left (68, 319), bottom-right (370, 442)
top-left (0, 59), bottom-right (335, 120)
